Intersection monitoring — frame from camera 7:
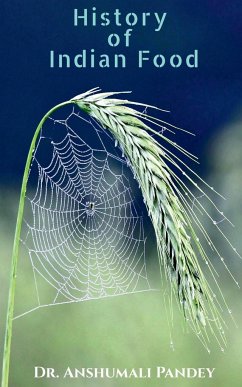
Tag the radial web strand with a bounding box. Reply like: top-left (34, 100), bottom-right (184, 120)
top-left (18, 109), bottom-right (153, 317)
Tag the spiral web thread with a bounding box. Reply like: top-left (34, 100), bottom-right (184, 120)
top-left (18, 109), bottom-right (152, 317)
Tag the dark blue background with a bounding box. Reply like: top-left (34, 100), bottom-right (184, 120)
top-left (1, 0), bottom-right (242, 184)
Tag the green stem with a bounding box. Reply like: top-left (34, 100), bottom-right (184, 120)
top-left (1, 100), bottom-right (73, 387)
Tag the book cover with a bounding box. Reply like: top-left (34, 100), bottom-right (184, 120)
top-left (1, 1), bottom-right (242, 386)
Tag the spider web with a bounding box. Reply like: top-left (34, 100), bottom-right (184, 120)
top-left (19, 109), bottom-right (153, 316)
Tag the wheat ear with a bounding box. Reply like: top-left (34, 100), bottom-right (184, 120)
top-left (72, 88), bottom-right (232, 350)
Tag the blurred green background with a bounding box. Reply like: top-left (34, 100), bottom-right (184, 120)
top-left (1, 112), bottom-right (242, 387)
top-left (1, 1), bottom-right (242, 385)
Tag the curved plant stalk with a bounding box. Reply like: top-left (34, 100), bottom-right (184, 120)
top-left (2, 88), bottom-right (238, 385)
top-left (1, 101), bottom-right (72, 387)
